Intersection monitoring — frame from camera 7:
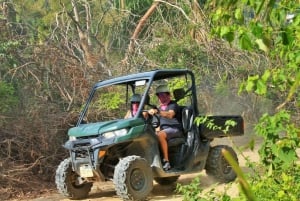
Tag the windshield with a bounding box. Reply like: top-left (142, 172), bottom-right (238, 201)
top-left (79, 73), bottom-right (193, 124)
top-left (82, 80), bottom-right (148, 123)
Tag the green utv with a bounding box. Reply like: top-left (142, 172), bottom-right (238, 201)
top-left (55, 69), bottom-right (244, 200)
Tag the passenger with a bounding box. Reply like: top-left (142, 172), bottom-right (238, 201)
top-left (124, 94), bottom-right (142, 119)
top-left (124, 94), bottom-right (148, 119)
top-left (148, 84), bottom-right (182, 171)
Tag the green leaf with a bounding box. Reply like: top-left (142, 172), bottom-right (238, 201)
top-left (220, 26), bottom-right (230, 37)
top-left (267, 164), bottom-right (273, 176)
top-left (261, 70), bottom-right (271, 82)
top-left (255, 39), bottom-right (269, 53)
top-left (239, 33), bottom-right (253, 50)
top-left (234, 8), bottom-right (243, 21)
top-left (281, 30), bottom-right (289, 45)
top-left (255, 79), bottom-right (267, 95)
top-left (251, 22), bottom-right (263, 38)
top-left (295, 52), bottom-right (300, 63)
top-left (224, 31), bottom-right (235, 43)
top-left (248, 75), bottom-right (259, 81)
top-left (238, 82), bottom-right (246, 94)
top-left (277, 190), bottom-right (285, 198)
top-left (245, 80), bottom-right (255, 92)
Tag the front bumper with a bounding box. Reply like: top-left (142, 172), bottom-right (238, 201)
top-left (64, 137), bottom-right (111, 181)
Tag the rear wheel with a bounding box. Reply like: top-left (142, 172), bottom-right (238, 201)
top-left (205, 145), bottom-right (238, 183)
top-left (55, 158), bottom-right (92, 200)
top-left (113, 155), bottom-right (153, 200)
top-left (154, 176), bottom-right (180, 185)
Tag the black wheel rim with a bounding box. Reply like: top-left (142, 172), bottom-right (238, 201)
top-left (130, 168), bottom-right (145, 191)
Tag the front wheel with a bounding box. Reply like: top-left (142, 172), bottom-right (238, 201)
top-left (205, 145), bottom-right (238, 183)
top-left (113, 155), bottom-right (153, 200)
top-left (55, 158), bottom-right (92, 200)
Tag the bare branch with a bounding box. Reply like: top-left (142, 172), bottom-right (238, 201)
top-left (5, 62), bottom-right (36, 80)
top-left (156, 0), bottom-right (196, 24)
top-left (6, 156), bottom-right (45, 174)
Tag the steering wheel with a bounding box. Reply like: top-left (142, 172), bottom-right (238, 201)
top-left (143, 110), bottom-right (160, 128)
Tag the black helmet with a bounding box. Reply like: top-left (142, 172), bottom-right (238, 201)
top-left (130, 94), bottom-right (141, 102)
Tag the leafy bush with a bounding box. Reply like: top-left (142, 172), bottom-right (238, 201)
top-left (0, 81), bottom-right (19, 113)
top-left (250, 168), bottom-right (300, 201)
top-left (255, 111), bottom-right (300, 172)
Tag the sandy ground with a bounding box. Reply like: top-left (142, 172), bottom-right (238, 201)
top-left (27, 135), bottom-right (260, 201)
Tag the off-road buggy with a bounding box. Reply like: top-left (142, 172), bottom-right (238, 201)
top-left (55, 69), bottom-right (244, 200)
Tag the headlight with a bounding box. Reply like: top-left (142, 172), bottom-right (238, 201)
top-left (69, 136), bottom-right (77, 141)
top-left (102, 129), bottom-right (128, 139)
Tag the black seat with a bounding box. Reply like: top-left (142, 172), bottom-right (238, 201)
top-left (181, 106), bottom-right (193, 134)
top-left (172, 87), bottom-right (193, 135)
top-left (173, 88), bottom-right (185, 102)
top-left (167, 88), bottom-right (188, 147)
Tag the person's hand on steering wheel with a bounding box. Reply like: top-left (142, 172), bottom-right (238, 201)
top-left (148, 108), bottom-right (160, 116)
top-left (145, 109), bottom-right (160, 128)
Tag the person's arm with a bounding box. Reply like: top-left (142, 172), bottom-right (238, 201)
top-left (159, 109), bottom-right (175, 119)
top-left (124, 110), bottom-right (131, 119)
top-left (142, 111), bottom-right (149, 119)
top-left (148, 107), bottom-right (175, 119)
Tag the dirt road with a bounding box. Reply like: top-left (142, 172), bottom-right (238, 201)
top-left (32, 173), bottom-right (197, 201)
top-left (28, 136), bottom-right (259, 201)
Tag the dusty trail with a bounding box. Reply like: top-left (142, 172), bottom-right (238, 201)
top-left (27, 136), bottom-right (260, 201)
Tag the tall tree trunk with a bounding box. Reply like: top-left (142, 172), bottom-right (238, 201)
top-left (122, 1), bottom-right (160, 65)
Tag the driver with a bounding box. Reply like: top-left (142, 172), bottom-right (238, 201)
top-left (148, 84), bottom-right (182, 171)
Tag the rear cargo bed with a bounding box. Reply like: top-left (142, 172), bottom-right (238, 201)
top-left (198, 115), bottom-right (244, 139)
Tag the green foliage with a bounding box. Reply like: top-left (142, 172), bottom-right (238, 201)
top-left (146, 37), bottom-right (206, 69)
top-left (250, 168), bottom-right (300, 201)
top-left (0, 81), bottom-right (19, 113)
top-left (239, 69), bottom-right (271, 95)
top-left (13, 0), bottom-right (56, 42)
top-left (239, 67), bottom-right (298, 101)
top-left (176, 176), bottom-right (204, 201)
top-left (168, 78), bottom-right (191, 105)
top-left (255, 110), bottom-right (300, 172)
top-left (168, 78), bottom-right (186, 90)
top-left (194, 116), bottom-right (237, 134)
top-left (211, 0), bottom-right (300, 105)
top-left (94, 92), bottom-right (125, 110)
top-left (207, 0), bottom-right (300, 108)
top-left (0, 40), bottom-right (21, 69)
